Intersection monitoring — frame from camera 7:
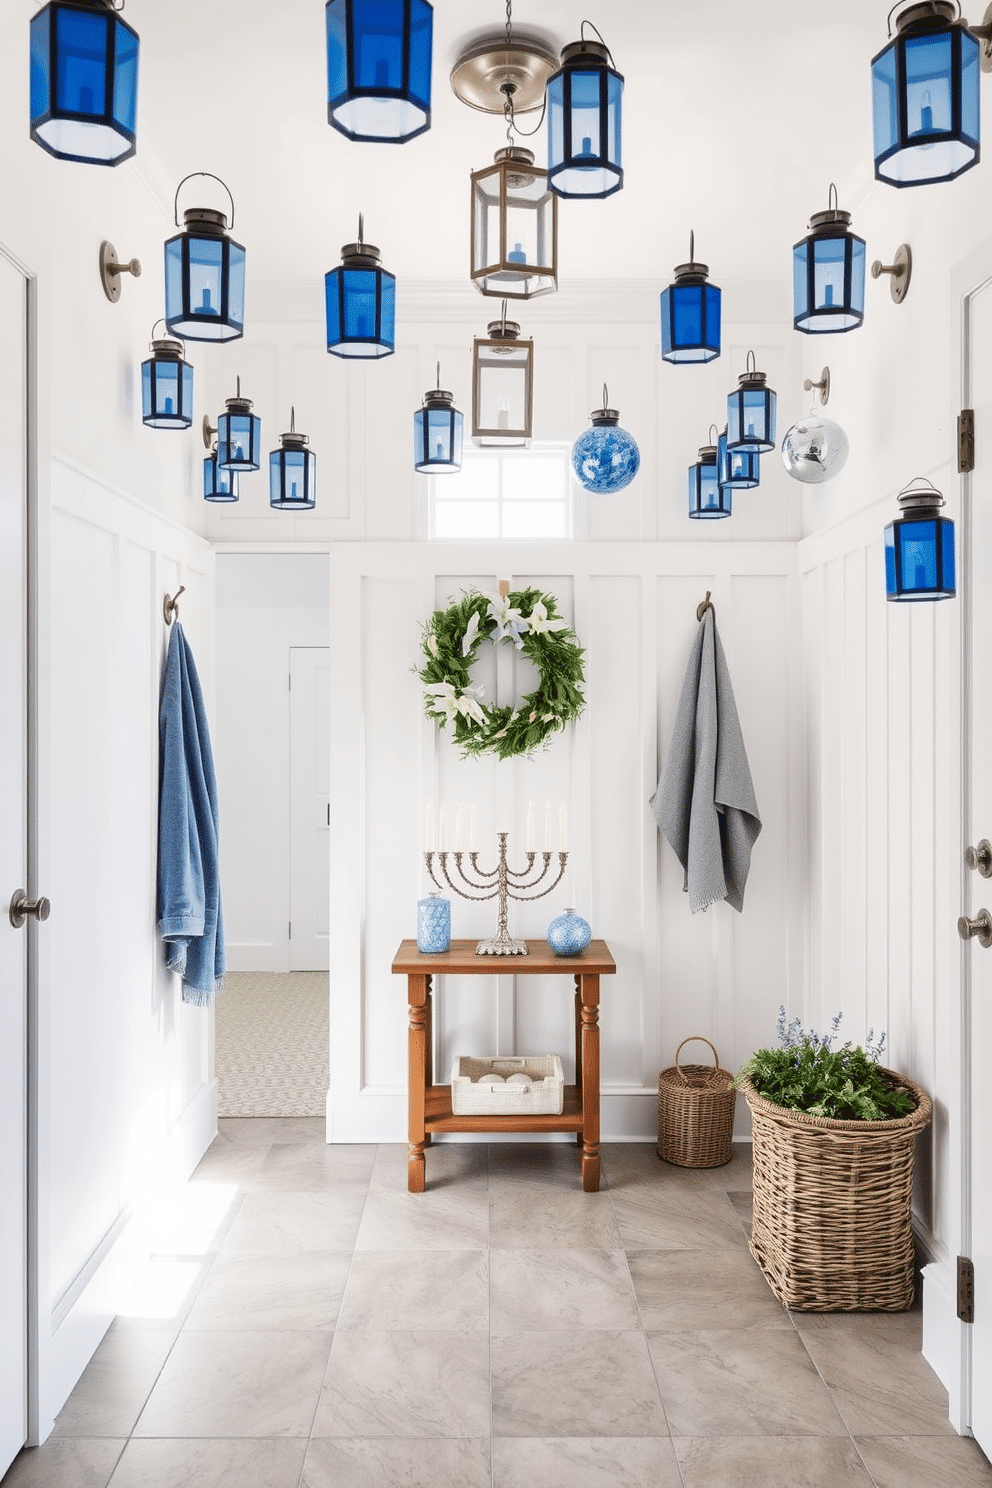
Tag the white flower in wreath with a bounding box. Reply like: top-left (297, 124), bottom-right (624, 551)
top-left (486, 595), bottom-right (529, 649)
top-left (527, 600), bottom-right (569, 635)
top-left (461, 610), bottom-right (481, 656)
top-left (454, 686), bottom-right (487, 726)
top-left (427, 634), bottom-right (439, 658)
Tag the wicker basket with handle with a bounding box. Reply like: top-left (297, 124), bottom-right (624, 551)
top-left (657, 1036), bottom-right (736, 1168)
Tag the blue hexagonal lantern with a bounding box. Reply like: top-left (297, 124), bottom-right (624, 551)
top-left (884, 477), bottom-right (955, 600)
top-left (30, 0), bottom-right (139, 165)
top-left (727, 351), bottom-right (777, 453)
top-left (217, 380), bottom-right (261, 472)
top-left (414, 368), bottom-right (463, 473)
top-left (661, 233), bottom-right (721, 364)
top-left (794, 186), bottom-right (866, 334)
top-left (203, 455), bottom-right (238, 504)
top-left (872, 1), bottom-right (982, 187)
top-left (165, 174), bottom-right (245, 343)
top-left (571, 386), bottom-right (640, 494)
top-left (717, 429), bottom-right (759, 492)
top-left (688, 438), bottom-right (731, 519)
top-left (326, 217), bottom-right (396, 359)
top-left (326, 0), bottom-right (432, 143)
top-left (547, 34), bottom-right (623, 199)
top-left (270, 410), bottom-right (317, 510)
top-left (141, 331), bottom-right (193, 430)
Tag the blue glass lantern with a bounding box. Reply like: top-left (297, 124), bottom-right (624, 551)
top-left (270, 409), bottom-right (317, 511)
top-left (165, 175), bottom-right (245, 343)
top-left (203, 454), bottom-right (238, 503)
top-left (415, 367), bottom-right (463, 473)
top-left (872, 2), bottom-right (982, 187)
top-left (141, 329), bottom-right (193, 430)
top-left (326, 217), bottom-right (396, 359)
top-left (727, 351), bottom-right (777, 454)
top-left (688, 437), bottom-right (731, 520)
top-left (660, 233), bottom-right (721, 364)
top-left (216, 380), bottom-right (261, 472)
top-left (793, 186), bottom-right (866, 334)
top-left (884, 477), bottom-right (955, 600)
top-left (30, 0), bottom-right (139, 165)
top-left (547, 34), bottom-right (623, 199)
top-left (717, 429), bottom-right (759, 491)
top-left (326, 0), bottom-right (432, 144)
top-left (571, 386), bottom-right (640, 494)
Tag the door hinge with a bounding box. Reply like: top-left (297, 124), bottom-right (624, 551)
top-left (958, 408), bottom-right (975, 474)
top-left (957, 1255), bottom-right (975, 1324)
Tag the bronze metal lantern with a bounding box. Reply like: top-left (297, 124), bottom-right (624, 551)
top-left (470, 146), bottom-right (557, 300)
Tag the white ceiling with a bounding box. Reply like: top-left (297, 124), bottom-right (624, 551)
top-left (135, 1), bottom-right (885, 302)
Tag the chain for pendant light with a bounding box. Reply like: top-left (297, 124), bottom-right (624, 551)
top-left (493, 0), bottom-right (548, 138)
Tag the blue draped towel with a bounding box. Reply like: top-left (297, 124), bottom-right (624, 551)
top-left (157, 622), bottom-right (225, 1006)
top-left (650, 607), bottom-right (761, 913)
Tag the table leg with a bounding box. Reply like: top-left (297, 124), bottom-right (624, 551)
top-left (574, 976), bottom-right (583, 1146)
top-left (408, 973), bottom-right (429, 1192)
top-left (579, 973), bottom-right (601, 1192)
top-left (424, 974), bottom-right (433, 1147)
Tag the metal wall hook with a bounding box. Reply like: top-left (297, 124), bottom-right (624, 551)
top-left (871, 243), bottom-right (913, 303)
top-left (99, 241), bottom-right (142, 302)
top-left (803, 366), bottom-right (831, 406)
top-left (696, 590), bottom-right (715, 622)
top-left (163, 585), bottom-right (186, 625)
top-left (202, 415), bottom-right (217, 450)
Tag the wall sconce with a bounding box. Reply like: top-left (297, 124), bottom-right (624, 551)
top-left (202, 424), bottom-right (239, 503)
top-left (326, 0), bottom-right (433, 144)
top-left (30, 0), bottom-right (139, 165)
top-left (793, 185), bottom-right (866, 334)
top-left (717, 428), bottom-right (760, 492)
top-left (141, 324), bottom-right (193, 430)
top-left (325, 215), bottom-right (396, 359)
top-left (688, 428), bottom-right (730, 519)
top-left (571, 385), bottom-right (640, 494)
top-left (660, 232), bottom-right (721, 364)
top-left (471, 303), bottom-right (534, 447)
top-left (781, 367), bottom-right (850, 483)
top-left (727, 351), bottom-right (777, 454)
top-left (414, 365), bottom-right (463, 473)
top-left (270, 409), bottom-right (317, 510)
top-left (871, 1), bottom-right (992, 187)
top-left (165, 174), bottom-right (246, 342)
top-left (210, 379), bottom-right (261, 472)
top-left (884, 477), bottom-right (956, 600)
top-left (547, 24), bottom-right (623, 199)
top-left (470, 146), bottom-right (557, 300)
top-left (871, 243), bottom-right (913, 303)
top-left (98, 240), bottom-right (141, 302)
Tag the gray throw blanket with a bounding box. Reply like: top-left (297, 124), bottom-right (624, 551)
top-left (650, 608), bottom-right (761, 913)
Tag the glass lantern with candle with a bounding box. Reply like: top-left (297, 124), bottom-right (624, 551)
top-left (414, 372), bottom-right (463, 473)
top-left (471, 314), bottom-right (534, 447)
top-left (165, 175), bottom-right (246, 343)
top-left (141, 330), bottom-right (193, 430)
top-left (326, 0), bottom-right (433, 144)
top-left (30, 0), bottom-right (139, 166)
top-left (325, 218), bottom-right (396, 359)
top-left (547, 35), bottom-right (623, 199)
top-left (470, 146), bottom-right (557, 299)
top-left (688, 440), bottom-right (731, 519)
top-left (793, 186), bottom-right (866, 334)
top-left (270, 409), bottom-right (317, 510)
top-left (217, 381), bottom-right (262, 472)
top-left (727, 352), bottom-right (776, 453)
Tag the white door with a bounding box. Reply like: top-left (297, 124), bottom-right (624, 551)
top-left (963, 275), bottom-right (992, 1458)
top-left (0, 252), bottom-right (29, 1477)
top-left (289, 648), bottom-right (330, 971)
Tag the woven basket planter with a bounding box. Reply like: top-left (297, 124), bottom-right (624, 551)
top-left (741, 1070), bottom-right (932, 1312)
top-left (657, 1037), bottom-right (737, 1168)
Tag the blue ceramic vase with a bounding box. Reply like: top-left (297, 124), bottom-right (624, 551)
top-left (417, 892), bottom-right (451, 953)
top-left (547, 907), bottom-right (591, 957)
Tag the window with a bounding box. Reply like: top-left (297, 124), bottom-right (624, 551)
top-left (427, 445), bottom-right (573, 540)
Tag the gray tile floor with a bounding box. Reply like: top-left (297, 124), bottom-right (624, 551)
top-left (5, 1119), bottom-right (992, 1488)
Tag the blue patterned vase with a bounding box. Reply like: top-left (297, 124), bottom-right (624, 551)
top-left (547, 907), bottom-right (591, 957)
top-left (417, 892), bottom-right (451, 953)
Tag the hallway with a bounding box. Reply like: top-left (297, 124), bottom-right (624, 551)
top-left (2, 1123), bottom-right (990, 1488)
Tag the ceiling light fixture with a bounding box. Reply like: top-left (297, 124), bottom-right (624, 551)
top-left (326, 0), bottom-right (433, 144)
top-left (546, 22), bottom-right (623, 199)
top-left (471, 300), bottom-right (534, 447)
top-left (884, 476), bottom-right (955, 600)
top-left (325, 214), bottom-right (396, 359)
top-left (30, 0), bottom-right (139, 165)
top-left (571, 384), bottom-right (640, 494)
top-left (793, 184), bottom-right (866, 335)
top-left (141, 323), bottom-right (193, 430)
top-left (660, 231), bottom-right (721, 364)
top-left (165, 174), bottom-right (246, 343)
top-left (415, 365), bottom-right (464, 473)
top-left (270, 409), bottom-right (317, 511)
top-left (471, 146), bottom-right (557, 300)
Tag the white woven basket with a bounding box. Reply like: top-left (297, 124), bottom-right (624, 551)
top-left (451, 1055), bottom-right (564, 1115)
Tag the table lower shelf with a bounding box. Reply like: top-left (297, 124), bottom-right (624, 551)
top-left (424, 1082), bottom-right (585, 1134)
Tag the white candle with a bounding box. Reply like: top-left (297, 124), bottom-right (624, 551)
top-left (424, 801), bottom-right (434, 852)
top-left (559, 803), bottom-right (568, 851)
top-left (543, 800), bottom-right (552, 851)
top-left (526, 801), bottom-right (535, 851)
top-left (453, 802), bottom-right (463, 850)
top-left (469, 805), bottom-right (477, 851)
top-left (438, 806), bottom-right (448, 851)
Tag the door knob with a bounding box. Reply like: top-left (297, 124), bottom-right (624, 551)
top-left (958, 909), bottom-right (992, 947)
top-left (965, 839), bottom-right (992, 877)
top-left (9, 891), bottom-right (51, 930)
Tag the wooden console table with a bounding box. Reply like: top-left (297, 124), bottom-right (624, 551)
top-left (391, 938), bottom-right (616, 1193)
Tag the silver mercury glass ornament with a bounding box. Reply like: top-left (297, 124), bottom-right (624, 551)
top-left (781, 366), bottom-right (849, 485)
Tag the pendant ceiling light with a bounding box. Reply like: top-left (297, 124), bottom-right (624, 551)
top-left (688, 429), bottom-right (730, 520)
top-left (325, 214), bottom-right (396, 359)
top-left (165, 174), bottom-right (246, 343)
top-left (717, 428), bottom-right (760, 492)
top-left (884, 477), bottom-right (955, 600)
top-left (871, 1), bottom-right (992, 188)
top-left (213, 378), bottom-right (261, 473)
top-left (780, 367), bottom-right (850, 484)
top-left (571, 385), bottom-right (640, 494)
top-left (793, 184), bottom-right (866, 334)
top-left (270, 409), bottom-right (317, 511)
top-left (660, 232), bottom-right (721, 364)
top-left (326, 0), bottom-right (433, 143)
top-left (201, 423), bottom-right (239, 504)
top-left (415, 365), bottom-right (463, 473)
top-left (727, 351), bottom-right (777, 454)
top-left (141, 324), bottom-right (193, 431)
top-left (30, 0), bottom-right (139, 165)
top-left (471, 302), bottom-right (534, 447)
top-left (547, 23), bottom-right (623, 198)
top-left (471, 146), bottom-right (557, 300)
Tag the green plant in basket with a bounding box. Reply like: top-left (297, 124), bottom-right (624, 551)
top-left (733, 1007), bottom-right (917, 1122)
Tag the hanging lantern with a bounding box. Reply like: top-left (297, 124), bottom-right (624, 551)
top-left (325, 0), bottom-right (432, 144)
top-left (717, 429), bottom-right (760, 491)
top-left (141, 325), bottom-right (193, 430)
top-left (571, 385), bottom-right (640, 494)
top-left (270, 409), bottom-right (317, 511)
top-left (793, 185), bottom-right (866, 334)
top-left (203, 454), bottom-right (238, 503)
top-left (325, 215), bottom-right (396, 359)
top-left (215, 380), bottom-right (262, 472)
top-left (884, 477), bottom-right (955, 600)
top-left (30, 0), bottom-right (139, 165)
top-left (547, 28), bottom-right (623, 199)
top-left (727, 351), bottom-right (777, 453)
top-left (470, 147), bottom-right (557, 299)
top-left (871, 2), bottom-right (986, 188)
top-left (688, 433), bottom-right (730, 519)
top-left (415, 366), bottom-right (463, 473)
top-left (165, 174), bottom-right (246, 343)
top-left (660, 232), bottom-right (721, 364)
top-left (471, 305), bottom-right (534, 447)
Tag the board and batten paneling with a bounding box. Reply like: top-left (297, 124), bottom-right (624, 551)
top-left (328, 542), bottom-right (802, 1143)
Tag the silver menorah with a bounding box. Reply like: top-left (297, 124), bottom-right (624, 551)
top-left (424, 832), bottom-right (568, 956)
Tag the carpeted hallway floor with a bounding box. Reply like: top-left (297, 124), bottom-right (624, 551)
top-left (215, 971), bottom-right (328, 1118)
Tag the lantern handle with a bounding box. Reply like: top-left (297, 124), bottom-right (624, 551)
top-left (173, 172), bottom-right (236, 230)
top-left (827, 182), bottom-right (839, 212)
top-left (150, 317), bottom-right (170, 340)
top-left (746, 349), bottom-right (756, 375)
top-left (708, 423), bottom-right (720, 444)
top-left (436, 361), bottom-right (442, 391)
top-left (886, 0), bottom-right (961, 35)
top-left (602, 383), bottom-right (609, 409)
top-left (579, 18), bottom-right (616, 65)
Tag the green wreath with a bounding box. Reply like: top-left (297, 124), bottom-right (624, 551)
top-left (418, 587), bottom-right (585, 760)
